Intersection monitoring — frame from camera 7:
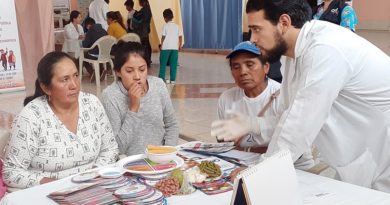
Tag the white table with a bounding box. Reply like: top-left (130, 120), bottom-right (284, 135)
top-left (1, 169), bottom-right (390, 205)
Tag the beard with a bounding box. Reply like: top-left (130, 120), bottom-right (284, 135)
top-left (262, 30), bottom-right (288, 63)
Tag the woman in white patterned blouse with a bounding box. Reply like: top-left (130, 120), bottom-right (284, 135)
top-left (2, 52), bottom-right (119, 190)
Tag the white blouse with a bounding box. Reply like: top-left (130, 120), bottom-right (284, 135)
top-left (3, 92), bottom-right (118, 189)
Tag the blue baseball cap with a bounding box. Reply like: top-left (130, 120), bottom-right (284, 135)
top-left (226, 41), bottom-right (261, 59)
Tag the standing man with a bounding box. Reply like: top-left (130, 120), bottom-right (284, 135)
top-left (89, 0), bottom-right (109, 30)
top-left (211, 0), bottom-right (390, 192)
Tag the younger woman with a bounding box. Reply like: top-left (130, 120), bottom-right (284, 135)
top-left (101, 41), bottom-right (178, 156)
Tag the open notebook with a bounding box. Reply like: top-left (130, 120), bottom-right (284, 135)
top-left (230, 149), bottom-right (302, 205)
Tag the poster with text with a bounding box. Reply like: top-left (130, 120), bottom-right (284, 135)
top-left (53, 0), bottom-right (70, 11)
top-left (0, 0), bottom-right (25, 93)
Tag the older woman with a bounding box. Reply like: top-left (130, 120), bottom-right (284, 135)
top-left (3, 52), bottom-right (118, 190)
top-left (62, 10), bottom-right (85, 58)
top-left (101, 41), bottom-right (178, 156)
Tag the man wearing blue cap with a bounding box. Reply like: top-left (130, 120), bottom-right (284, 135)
top-left (214, 41), bottom-right (313, 169)
top-left (215, 41), bottom-right (279, 151)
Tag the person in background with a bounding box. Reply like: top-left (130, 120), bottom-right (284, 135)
top-left (101, 41), bottom-right (178, 156)
top-left (133, 0), bottom-right (152, 65)
top-left (212, 0), bottom-right (390, 192)
top-left (158, 8), bottom-right (182, 85)
top-left (62, 10), bottom-right (85, 59)
top-left (89, 0), bottom-right (109, 30)
top-left (3, 51), bottom-right (118, 190)
top-left (82, 17), bottom-right (108, 59)
top-left (107, 11), bottom-right (127, 39)
top-left (124, 0), bottom-right (136, 33)
top-left (82, 17), bottom-right (108, 79)
top-left (313, 0), bottom-right (358, 31)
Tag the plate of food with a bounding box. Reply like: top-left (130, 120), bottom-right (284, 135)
top-left (117, 154), bottom-right (184, 175)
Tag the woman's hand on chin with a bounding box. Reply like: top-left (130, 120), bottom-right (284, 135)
top-left (128, 83), bottom-right (143, 112)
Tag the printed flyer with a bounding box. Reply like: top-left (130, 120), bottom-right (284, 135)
top-left (0, 0), bottom-right (25, 93)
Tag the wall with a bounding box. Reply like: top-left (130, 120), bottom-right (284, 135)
top-left (354, 0), bottom-right (390, 30)
top-left (16, 0), bottom-right (55, 96)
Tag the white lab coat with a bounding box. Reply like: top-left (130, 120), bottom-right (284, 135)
top-left (266, 20), bottom-right (390, 192)
top-left (62, 23), bottom-right (84, 59)
top-left (89, 0), bottom-right (109, 30)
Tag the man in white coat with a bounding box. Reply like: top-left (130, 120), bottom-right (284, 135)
top-left (89, 0), bottom-right (109, 30)
top-left (211, 0), bottom-right (390, 193)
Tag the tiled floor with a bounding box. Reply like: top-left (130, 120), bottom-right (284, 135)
top-left (0, 29), bottom-right (389, 146)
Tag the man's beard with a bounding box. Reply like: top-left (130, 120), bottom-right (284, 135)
top-left (262, 30), bottom-right (288, 63)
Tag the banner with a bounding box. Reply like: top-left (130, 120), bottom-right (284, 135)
top-left (0, 0), bottom-right (25, 93)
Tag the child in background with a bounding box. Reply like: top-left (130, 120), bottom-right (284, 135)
top-left (158, 8), bottom-right (182, 84)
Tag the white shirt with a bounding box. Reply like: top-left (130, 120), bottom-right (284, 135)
top-left (89, 0), bottom-right (109, 30)
top-left (266, 20), bottom-right (390, 192)
top-left (3, 92), bottom-right (119, 189)
top-left (127, 10), bottom-right (135, 30)
top-left (218, 79), bottom-right (281, 147)
top-left (62, 23), bottom-right (84, 58)
top-left (161, 21), bottom-right (182, 50)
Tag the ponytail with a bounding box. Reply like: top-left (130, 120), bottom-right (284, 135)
top-left (23, 79), bottom-right (45, 106)
top-left (115, 11), bottom-right (127, 30)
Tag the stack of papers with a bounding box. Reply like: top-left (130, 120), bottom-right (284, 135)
top-left (179, 141), bottom-right (260, 167)
top-left (179, 141), bottom-right (235, 153)
top-left (217, 150), bottom-right (260, 166)
top-left (47, 183), bottom-right (118, 205)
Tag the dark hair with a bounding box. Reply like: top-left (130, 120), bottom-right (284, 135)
top-left (107, 11), bottom-right (126, 30)
top-left (24, 52), bottom-right (74, 106)
top-left (113, 41), bottom-right (150, 76)
top-left (139, 0), bottom-right (149, 7)
top-left (69, 10), bottom-right (81, 23)
top-left (163, 9), bottom-right (174, 20)
top-left (84, 17), bottom-right (96, 27)
top-left (246, 0), bottom-right (311, 28)
top-left (228, 51), bottom-right (267, 67)
top-left (124, 0), bottom-right (134, 8)
top-left (104, 0), bottom-right (110, 4)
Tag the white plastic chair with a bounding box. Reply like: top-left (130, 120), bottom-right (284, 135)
top-left (119, 33), bottom-right (141, 43)
top-left (79, 35), bottom-right (117, 93)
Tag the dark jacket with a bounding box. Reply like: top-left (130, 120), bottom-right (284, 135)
top-left (132, 5), bottom-right (152, 38)
top-left (82, 24), bottom-right (108, 55)
top-left (314, 0), bottom-right (347, 25)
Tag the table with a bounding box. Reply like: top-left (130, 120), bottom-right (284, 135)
top-left (1, 168), bottom-right (390, 205)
